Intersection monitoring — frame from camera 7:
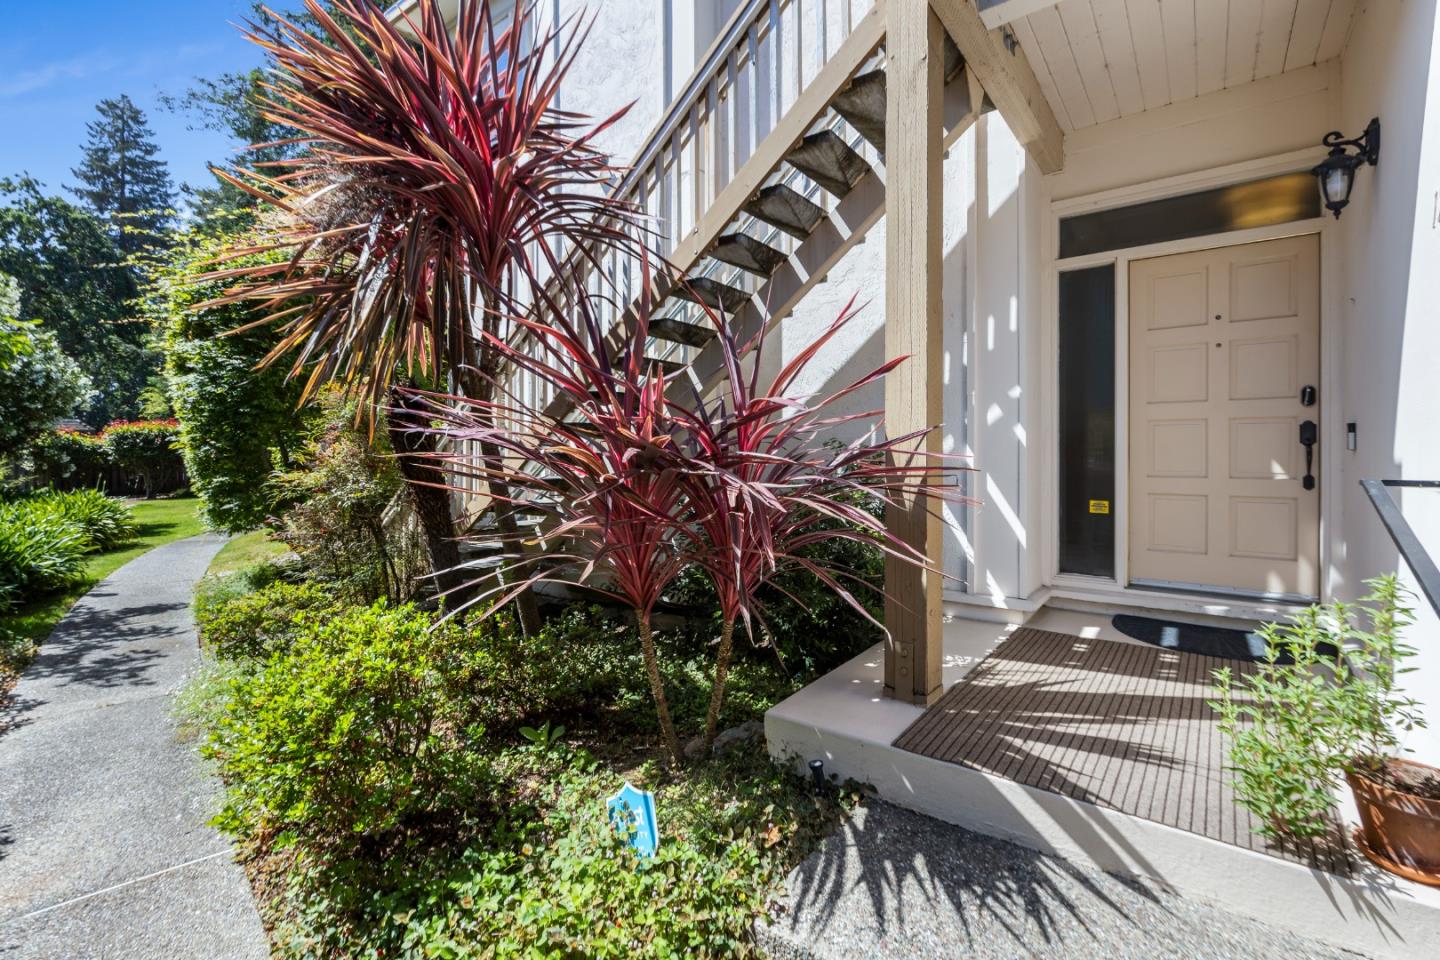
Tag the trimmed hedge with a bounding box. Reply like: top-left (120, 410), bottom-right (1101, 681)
top-left (30, 419), bottom-right (185, 498)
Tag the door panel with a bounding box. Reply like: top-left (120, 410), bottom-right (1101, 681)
top-left (1128, 234), bottom-right (1320, 598)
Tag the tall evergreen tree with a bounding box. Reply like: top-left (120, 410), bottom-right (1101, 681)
top-left (0, 177), bottom-right (152, 426)
top-left (70, 95), bottom-right (175, 258)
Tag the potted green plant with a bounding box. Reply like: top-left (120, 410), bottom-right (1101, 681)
top-left (1213, 575), bottom-right (1438, 884)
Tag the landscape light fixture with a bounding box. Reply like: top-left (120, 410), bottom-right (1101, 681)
top-left (1312, 118), bottom-right (1380, 218)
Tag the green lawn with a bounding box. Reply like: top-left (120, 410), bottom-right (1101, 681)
top-left (206, 527), bottom-right (290, 579)
top-left (2, 497), bottom-right (205, 665)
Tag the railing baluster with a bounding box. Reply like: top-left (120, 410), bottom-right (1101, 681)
top-left (754, 22), bottom-right (766, 163)
top-left (690, 101), bottom-right (704, 241)
top-left (769, 0), bottom-right (782, 140)
top-left (670, 129), bottom-right (683, 253)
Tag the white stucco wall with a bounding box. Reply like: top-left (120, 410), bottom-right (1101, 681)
top-left (551, 0), bottom-right (666, 166)
top-left (1329, 0), bottom-right (1440, 761)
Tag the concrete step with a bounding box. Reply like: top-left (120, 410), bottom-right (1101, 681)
top-left (743, 184), bottom-right (824, 240)
top-left (650, 315), bottom-right (714, 347)
top-left (828, 37), bottom-right (962, 156)
top-left (784, 129), bottom-right (870, 198)
top-left (710, 232), bottom-right (787, 276)
top-left (645, 354), bottom-right (684, 375)
top-left (831, 70), bottom-right (886, 152)
top-left (673, 275), bottom-right (751, 314)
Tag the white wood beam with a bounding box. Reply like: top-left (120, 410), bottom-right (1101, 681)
top-left (932, 0), bottom-right (1065, 173)
top-left (975, 0), bottom-right (1064, 29)
top-left (883, 0), bottom-right (946, 706)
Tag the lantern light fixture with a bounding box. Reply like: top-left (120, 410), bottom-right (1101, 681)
top-left (1312, 118), bottom-right (1380, 219)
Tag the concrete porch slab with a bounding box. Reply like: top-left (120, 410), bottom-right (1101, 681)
top-left (765, 613), bottom-right (1440, 960)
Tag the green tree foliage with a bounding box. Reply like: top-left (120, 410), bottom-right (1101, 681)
top-left (0, 177), bottom-right (151, 426)
top-left (148, 224), bottom-right (306, 531)
top-left (69, 95), bottom-right (175, 258)
top-left (161, 68), bottom-right (302, 218)
top-left (0, 273), bottom-right (91, 458)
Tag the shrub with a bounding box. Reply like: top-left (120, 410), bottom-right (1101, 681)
top-left (196, 579), bottom-right (340, 662)
top-left (0, 490), bottom-right (135, 601)
top-left (36, 488), bottom-right (136, 551)
top-left (206, 601), bottom-right (494, 857)
top-left (30, 428), bottom-right (111, 490)
top-left (150, 225), bottom-right (307, 533)
top-left (1213, 575), bottom-right (1426, 839)
top-left (0, 502), bottom-right (87, 596)
top-left (273, 393), bottom-right (411, 602)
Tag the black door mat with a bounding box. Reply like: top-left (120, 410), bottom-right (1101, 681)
top-left (1112, 614), bottom-right (1300, 663)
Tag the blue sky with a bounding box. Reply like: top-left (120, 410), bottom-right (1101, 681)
top-left (0, 0), bottom-right (296, 201)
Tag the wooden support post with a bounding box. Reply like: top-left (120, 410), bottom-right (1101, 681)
top-left (883, 0), bottom-right (945, 705)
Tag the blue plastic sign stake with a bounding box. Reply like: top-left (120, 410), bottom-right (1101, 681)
top-left (606, 781), bottom-right (658, 857)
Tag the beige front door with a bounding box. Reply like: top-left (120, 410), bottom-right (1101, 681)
top-left (1128, 234), bottom-right (1320, 598)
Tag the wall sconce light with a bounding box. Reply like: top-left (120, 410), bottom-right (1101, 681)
top-left (1312, 118), bottom-right (1380, 218)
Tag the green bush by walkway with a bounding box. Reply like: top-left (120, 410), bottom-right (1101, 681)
top-left (186, 576), bottom-right (865, 959)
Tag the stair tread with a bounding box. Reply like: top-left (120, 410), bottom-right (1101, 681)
top-left (785, 129), bottom-right (870, 198)
top-left (650, 315), bottom-right (714, 347)
top-left (711, 232), bottom-right (787, 276)
top-left (674, 275), bottom-right (751, 313)
top-left (829, 36), bottom-right (962, 154)
top-left (743, 184), bottom-right (824, 240)
top-left (832, 70), bottom-right (886, 152)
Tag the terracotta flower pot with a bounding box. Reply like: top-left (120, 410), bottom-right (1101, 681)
top-left (1347, 758), bottom-right (1440, 886)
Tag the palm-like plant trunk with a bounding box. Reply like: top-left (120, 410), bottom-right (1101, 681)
top-left (637, 612), bottom-right (682, 764)
top-left (472, 290), bottom-right (542, 637)
top-left (387, 387), bottom-right (467, 605)
top-left (702, 618), bottom-right (737, 753)
top-left (478, 435), bottom-right (542, 636)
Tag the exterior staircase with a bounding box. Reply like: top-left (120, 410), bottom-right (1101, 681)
top-left (467, 0), bottom-right (987, 560)
top-left (489, 0), bottom-right (987, 431)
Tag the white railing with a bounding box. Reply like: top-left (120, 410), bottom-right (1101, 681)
top-left (501, 0), bottom-right (881, 423)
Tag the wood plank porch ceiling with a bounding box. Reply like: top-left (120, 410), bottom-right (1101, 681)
top-left (1009, 0), bottom-right (1359, 132)
top-left (893, 627), bottom-right (1353, 875)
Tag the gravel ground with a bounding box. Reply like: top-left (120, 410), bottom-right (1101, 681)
top-left (0, 533), bottom-right (268, 960)
top-left (757, 801), bottom-right (1367, 960)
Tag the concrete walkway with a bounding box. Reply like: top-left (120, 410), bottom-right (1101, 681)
top-left (758, 801), bottom-right (1361, 960)
top-left (0, 534), bottom-right (268, 960)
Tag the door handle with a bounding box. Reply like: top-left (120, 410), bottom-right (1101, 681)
top-left (1299, 420), bottom-right (1318, 491)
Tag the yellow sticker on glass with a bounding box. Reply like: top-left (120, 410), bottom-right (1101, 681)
top-left (1088, 500), bottom-right (1110, 515)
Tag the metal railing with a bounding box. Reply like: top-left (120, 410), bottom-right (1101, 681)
top-left (1361, 478), bottom-right (1440, 616)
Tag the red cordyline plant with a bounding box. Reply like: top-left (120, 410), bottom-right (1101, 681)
top-left (408, 269), bottom-right (693, 761)
top-left (406, 263), bottom-right (970, 763)
top-left (671, 297), bottom-right (973, 751)
top-left (197, 0), bottom-right (641, 622)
